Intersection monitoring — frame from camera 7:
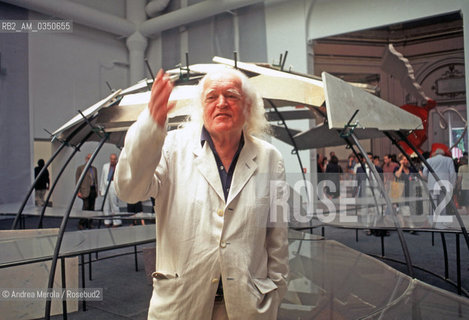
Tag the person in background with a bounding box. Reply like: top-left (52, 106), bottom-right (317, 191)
top-left (422, 146), bottom-right (457, 218)
top-left (76, 153), bottom-right (98, 229)
top-left (34, 159), bottom-right (49, 207)
top-left (100, 153), bottom-right (122, 227)
top-left (346, 154), bottom-right (357, 174)
top-left (127, 201), bottom-right (144, 225)
top-left (382, 154), bottom-right (399, 192)
top-left (325, 155), bottom-right (343, 198)
top-left (457, 156), bottom-right (469, 214)
top-left (373, 155), bottom-right (381, 170)
top-left (394, 153), bottom-right (419, 199)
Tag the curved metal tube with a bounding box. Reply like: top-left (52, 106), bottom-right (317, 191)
top-left (99, 169), bottom-right (114, 212)
top-left (266, 99), bottom-right (309, 200)
top-left (383, 131), bottom-right (450, 276)
top-left (396, 131), bottom-right (469, 252)
top-left (37, 132), bottom-right (94, 228)
top-left (11, 142), bottom-right (67, 230)
top-left (349, 132), bottom-right (414, 276)
top-left (44, 133), bottom-right (109, 319)
top-left (11, 120), bottom-right (91, 230)
top-left (343, 137), bottom-right (382, 216)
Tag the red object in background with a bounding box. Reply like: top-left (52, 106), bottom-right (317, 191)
top-left (430, 142), bottom-right (451, 157)
top-left (398, 99), bottom-right (436, 155)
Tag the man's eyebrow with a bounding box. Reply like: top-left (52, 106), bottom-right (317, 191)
top-left (226, 88), bottom-right (242, 96)
top-left (204, 89), bottom-right (216, 96)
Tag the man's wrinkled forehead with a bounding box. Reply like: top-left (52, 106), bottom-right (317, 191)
top-left (203, 73), bottom-right (243, 93)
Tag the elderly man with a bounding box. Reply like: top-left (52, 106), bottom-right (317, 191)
top-left (115, 69), bottom-right (289, 319)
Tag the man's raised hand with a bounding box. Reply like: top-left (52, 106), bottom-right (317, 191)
top-left (149, 69), bottom-right (176, 127)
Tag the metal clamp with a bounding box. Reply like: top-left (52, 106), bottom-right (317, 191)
top-left (340, 109), bottom-right (360, 138)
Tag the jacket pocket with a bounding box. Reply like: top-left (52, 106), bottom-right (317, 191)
top-left (151, 271), bottom-right (181, 298)
top-left (151, 271), bottom-right (179, 280)
top-left (252, 277), bottom-right (278, 295)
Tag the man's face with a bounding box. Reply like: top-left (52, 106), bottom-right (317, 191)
top-left (401, 157), bottom-right (409, 167)
top-left (110, 154), bottom-right (117, 166)
top-left (202, 73), bottom-right (247, 138)
top-left (85, 154), bottom-right (91, 163)
top-left (384, 156), bottom-right (390, 164)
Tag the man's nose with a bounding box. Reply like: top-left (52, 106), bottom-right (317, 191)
top-left (216, 95), bottom-right (227, 107)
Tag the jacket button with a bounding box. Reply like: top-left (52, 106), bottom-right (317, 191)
top-left (212, 278), bottom-right (219, 284)
top-left (220, 241), bottom-right (226, 248)
top-left (217, 209), bottom-right (224, 217)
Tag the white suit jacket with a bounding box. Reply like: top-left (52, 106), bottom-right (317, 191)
top-left (115, 109), bottom-right (289, 320)
top-left (422, 154), bottom-right (457, 192)
top-left (99, 162), bottom-right (112, 196)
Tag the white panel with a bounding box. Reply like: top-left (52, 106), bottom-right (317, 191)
top-left (322, 72), bottom-right (422, 131)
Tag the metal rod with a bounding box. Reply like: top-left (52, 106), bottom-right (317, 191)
top-left (144, 58), bottom-right (155, 80)
top-left (281, 50), bottom-right (288, 71)
top-left (350, 132), bottom-right (414, 276)
top-left (384, 131), bottom-right (451, 273)
top-left (267, 99), bottom-right (309, 200)
top-left (383, 131), bottom-right (436, 211)
top-left (61, 257), bottom-right (68, 319)
top-left (457, 233), bottom-right (461, 295)
top-left (134, 245), bottom-right (139, 272)
top-left (12, 116), bottom-right (94, 229)
top-left (105, 81), bottom-right (113, 92)
top-left (99, 169), bottom-right (113, 212)
top-left (80, 254), bottom-right (86, 312)
top-left (381, 235), bottom-right (385, 257)
top-left (45, 134), bottom-right (108, 319)
top-left (442, 232), bottom-right (449, 279)
top-left (396, 131), bottom-right (469, 252)
top-left (89, 252), bottom-right (92, 281)
top-left (12, 142), bottom-right (67, 229)
top-left (37, 132), bottom-right (93, 228)
top-left (185, 52), bottom-right (190, 78)
top-left (342, 137), bottom-right (382, 217)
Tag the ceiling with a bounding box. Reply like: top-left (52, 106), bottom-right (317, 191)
top-left (316, 12), bottom-right (463, 46)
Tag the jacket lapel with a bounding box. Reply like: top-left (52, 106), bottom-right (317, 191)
top-left (193, 141), bottom-right (225, 202)
top-left (227, 137), bottom-right (257, 205)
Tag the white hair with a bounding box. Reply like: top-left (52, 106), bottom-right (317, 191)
top-left (186, 68), bottom-right (270, 138)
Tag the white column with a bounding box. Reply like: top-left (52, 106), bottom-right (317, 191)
top-left (126, 32), bottom-right (148, 84)
top-left (126, 0), bottom-right (148, 84)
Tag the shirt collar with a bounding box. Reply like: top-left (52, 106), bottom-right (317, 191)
top-left (200, 126), bottom-right (244, 150)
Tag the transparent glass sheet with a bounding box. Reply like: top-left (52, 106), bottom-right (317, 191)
top-left (288, 174), bottom-right (468, 232)
top-left (0, 225), bottom-right (155, 267)
top-left (0, 202), bottom-right (118, 219)
top-left (282, 232), bottom-right (469, 319)
top-left (364, 281), bottom-right (469, 319)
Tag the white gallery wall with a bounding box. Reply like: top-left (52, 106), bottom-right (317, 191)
top-left (0, 2), bottom-right (30, 205)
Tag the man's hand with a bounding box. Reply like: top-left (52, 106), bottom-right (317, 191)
top-left (149, 69), bottom-right (176, 127)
